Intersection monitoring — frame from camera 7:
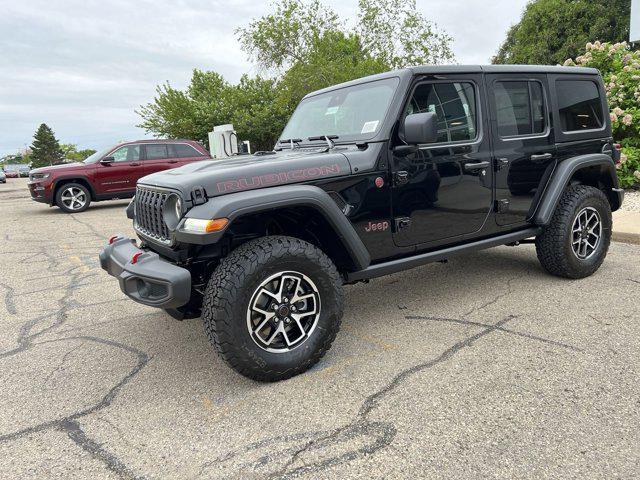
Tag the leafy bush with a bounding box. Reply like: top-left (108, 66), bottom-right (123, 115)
top-left (565, 41), bottom-right (640, 188)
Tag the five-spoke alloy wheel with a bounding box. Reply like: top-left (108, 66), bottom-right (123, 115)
top-left (55, 182), bottom-right (91, 213)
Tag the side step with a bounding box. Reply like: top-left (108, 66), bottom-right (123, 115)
top-left (345, 227), bottom-right (541, 282)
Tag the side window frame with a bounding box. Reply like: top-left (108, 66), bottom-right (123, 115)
top-left (548, 73), bottom-right (611, 143)
top-left (109, 144), bottom-right (140, 162)
top-left (493, 79), bottom-right (550, 141)
top-left (142, 143), bottom-right (169, 161)
top-left (399, 78), bottom-right (482, 148)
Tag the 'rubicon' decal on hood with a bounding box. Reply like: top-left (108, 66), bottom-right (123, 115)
top-left (216, 164), bottom-right (342, 193)
top-left (137, 149), bottom-right (351, 199)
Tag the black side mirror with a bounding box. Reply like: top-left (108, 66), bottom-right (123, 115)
top-left (404, 112), bottom-right (438, 145)
top-left (100, 156), bottom-right (115, 164)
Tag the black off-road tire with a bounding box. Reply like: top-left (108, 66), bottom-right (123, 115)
top-left (535, 185), bottom-right (612, 279)
top-left (202, 236), bottom-right (344, 382)
top-left (55, 182), bottom-right (91, 213)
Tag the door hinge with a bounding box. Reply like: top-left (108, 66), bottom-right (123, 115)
top-left (495, 199), bottom-right (509, 213)
top-left (394, 171), bottom-right (410, 186)
top-left (395, 217), bottom-right (411, 230)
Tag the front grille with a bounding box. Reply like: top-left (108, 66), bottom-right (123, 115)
top-left (134, 186), bottom-right (172, 244)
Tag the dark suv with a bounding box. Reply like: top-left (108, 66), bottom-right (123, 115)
top-left (28, 139), bottom-right (211, 213)
top-left (100, 65), bottom-right (623, 381)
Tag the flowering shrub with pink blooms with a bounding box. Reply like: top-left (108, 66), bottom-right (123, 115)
top-left (564, 41), bottom-right (640, 188)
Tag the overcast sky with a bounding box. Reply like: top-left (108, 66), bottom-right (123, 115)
top-left (0, 0), bottom-right (529, 156)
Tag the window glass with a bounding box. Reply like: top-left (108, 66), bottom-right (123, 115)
top-left (530, 82), bottom-right (545, 134)
top-left (495, 81), bottom-right (546, 137)
top-left (111, 145), bottom-right (140, 162)
top-left (173, 143), bottom-right (200, 158)
top-left (280, 77), bottom-right (399, 142)
top-left (406, 82), bottom-right (477, 143)
top-left (556, 80), bottom-right (603, 131)
top-left (145, 144), bottom-right (169, 160)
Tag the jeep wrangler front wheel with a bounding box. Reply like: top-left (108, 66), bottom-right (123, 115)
top-left (535, 185), bottom-right (612, 279)
top-left (202, 236), bottom-right (344, 381)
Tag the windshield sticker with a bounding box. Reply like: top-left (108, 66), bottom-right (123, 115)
top-left (361, 120), bottom-right (379, 134)
top-left (325, 106), bottom-right (339, 115)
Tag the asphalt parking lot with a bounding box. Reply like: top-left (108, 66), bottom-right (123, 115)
top-left (1, 177), bottom-right (639, 479)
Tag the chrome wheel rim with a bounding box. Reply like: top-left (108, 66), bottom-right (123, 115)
top-left (571, 206), bottom-right (602, 260)
top-left (246, 271), bottom-right (321, 353)
top-left (61, 187), bottom-right (87, 210)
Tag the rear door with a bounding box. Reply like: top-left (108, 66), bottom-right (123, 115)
top-left (487, 74), bottom-right (556, 225)
top-left (142, 144), bottom-right (174, 176)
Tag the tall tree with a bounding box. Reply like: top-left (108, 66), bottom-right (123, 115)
top-left (30, 124), bottom-right (64, 168)
top-left (138, 0), bottom-right (455, 150)
top-left (493, 0), bottom-right (632, 65)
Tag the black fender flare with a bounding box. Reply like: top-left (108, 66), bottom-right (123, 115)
top-left (176, 185), bottom-right (371, 271)
top-left (532, 153), bottom-right (622, 225)
top-left (51, 176), bottom-right (97, 203)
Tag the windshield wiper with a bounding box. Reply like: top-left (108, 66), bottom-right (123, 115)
top-left (308, 135), bottom-right (339, 150)
top-left (278, 138), bottom-right (302, 150)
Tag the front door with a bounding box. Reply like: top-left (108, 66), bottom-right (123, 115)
top-left (486, 74), bottom-right (556, 225)
top-left (391, 75), bottom-right (493, 247)
top-left (94, 144), bottom-right (142, 194)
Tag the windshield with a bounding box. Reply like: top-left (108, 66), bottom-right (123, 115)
top-left (83, 146), bottom-right (113, 164)
top-left (279, 77), bottom-right (399, 144)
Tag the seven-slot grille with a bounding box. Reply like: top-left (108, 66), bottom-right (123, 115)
top-left (134, 186), bottom-right (172, 244)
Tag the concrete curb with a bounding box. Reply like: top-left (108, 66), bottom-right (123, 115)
top-left (612, 211), bottom-right (640, 245)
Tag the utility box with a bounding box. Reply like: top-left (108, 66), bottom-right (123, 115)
top-left (208, 124), bottom-right (238, 159)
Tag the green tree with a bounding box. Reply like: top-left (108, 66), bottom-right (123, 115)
top-left (493, 0), bottom-right (631, 65)
top-left (565, 42), bottom-right (640, 188)
top-left (138, 0), bottom-right (454, 151)
top-left (60, 143), bottom-right (97, 161)
top-left (30, 124), bottom-right (64, 168)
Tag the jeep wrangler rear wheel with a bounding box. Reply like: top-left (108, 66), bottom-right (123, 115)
top-left (202, 236), bottom-right (344, 381)
top-left (535, 185), bottom-right (611, 279)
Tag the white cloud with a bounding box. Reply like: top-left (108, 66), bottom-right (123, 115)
top-left (0, 0), bottom-right (528, 155)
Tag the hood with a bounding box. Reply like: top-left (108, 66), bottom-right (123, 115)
top-left (138, 148), bottom-right (352, 200)
top-left (30, 162), bottom-right (87, 174)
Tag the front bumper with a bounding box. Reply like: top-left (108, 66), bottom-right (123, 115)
top-left (99, 236), bottom-right (191, 309)
top-left (27, 181), bottom-right (52, 204)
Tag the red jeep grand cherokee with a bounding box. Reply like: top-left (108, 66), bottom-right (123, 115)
top-left (28, 140), bottom-right (211, 213)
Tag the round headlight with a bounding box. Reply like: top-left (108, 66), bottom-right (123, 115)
top-left (163, 194), bottom-right (183, 231)
top-left (174, 196), bottom-right (182, 219)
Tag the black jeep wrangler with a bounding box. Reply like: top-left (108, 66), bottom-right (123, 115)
top-left (100, 65), bottom-right (624, 381)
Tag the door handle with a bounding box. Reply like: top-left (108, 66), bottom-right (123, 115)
top-left (130, 162), bottom-right (141, 166)
top-left (168, 160), bottom-right (178, 164)
top-left (464, 161), bottom-right (491, 171)
top-left (530, 153), bottom-right (552, 163)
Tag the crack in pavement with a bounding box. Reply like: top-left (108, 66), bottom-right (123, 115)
top-left (0, 335), bottom-right (150, 479)
top-left (404, 315), bottom-right (584, 352)
top-left (0, 281), bottom-right (16, 315)
top-left (200, 316), bottom-right (516, 479)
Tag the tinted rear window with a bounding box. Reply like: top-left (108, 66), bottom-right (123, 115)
top-left (145, 144), bottom-right (169, 160)
top-left (556, 80), bottom-right (603, 132)
top-left (173, 143), bottom-right (202, 157)
top-left (494, 81), bottom-right (546, 137)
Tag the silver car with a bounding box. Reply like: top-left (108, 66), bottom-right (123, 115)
top-left (0, 170), bottom-right (6, 183)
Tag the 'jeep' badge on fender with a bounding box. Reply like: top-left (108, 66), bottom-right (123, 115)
top-left (364, 220), bottom-right (389, 232)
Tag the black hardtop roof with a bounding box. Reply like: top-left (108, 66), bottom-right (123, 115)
top-left (304, 65), bottom-right (600, 98)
